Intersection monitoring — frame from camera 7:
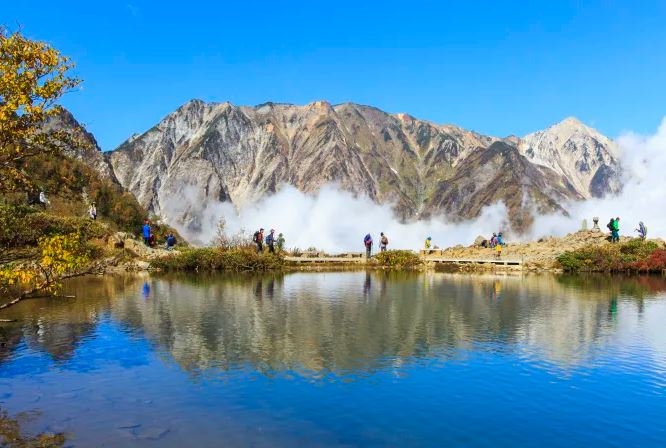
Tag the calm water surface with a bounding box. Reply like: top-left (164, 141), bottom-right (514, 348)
top-left (1, 272), bottom-right (665, 447)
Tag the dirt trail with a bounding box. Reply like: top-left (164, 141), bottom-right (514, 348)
top-left (439, 230), bottom-right (665, 270)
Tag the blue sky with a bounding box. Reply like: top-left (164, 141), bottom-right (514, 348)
top-left (4, 0), bottom-right (666, 150)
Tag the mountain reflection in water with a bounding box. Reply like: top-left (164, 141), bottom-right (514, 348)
top-left (2, 272), bottom-right (665, 375)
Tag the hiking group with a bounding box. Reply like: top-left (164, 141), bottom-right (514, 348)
top-left (363, 232), bottom-right (389, 257)
top-left (252, 228), bottom-right (286, 254)
top-left (141, 219), bottom-right (177, 250)
top-left (607, 217), bottom-right (648, 242)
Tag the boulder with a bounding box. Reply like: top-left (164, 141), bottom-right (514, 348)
top-left (124, 239), bottom-right (153, 258)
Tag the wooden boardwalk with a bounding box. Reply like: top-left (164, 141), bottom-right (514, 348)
top-left (419, 249), bottom-right (522, 266)
top-left (424, 257), bottom-right (522, 266)
top-left (285, 256), bottom-right (367, 264)
top-left (285, 254), bottom-right (522, 267)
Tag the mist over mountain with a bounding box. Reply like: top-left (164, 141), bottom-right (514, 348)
top-left (101, 100), bottom-right (619, 240)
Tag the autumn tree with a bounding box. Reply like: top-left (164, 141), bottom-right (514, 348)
top-left (0, 29), bottom-right (93, 308)
top-left (0, 27), bottom-right (81, 193)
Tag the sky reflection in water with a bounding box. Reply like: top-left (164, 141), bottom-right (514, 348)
top-left (1, 272), bottom-right (665, 447)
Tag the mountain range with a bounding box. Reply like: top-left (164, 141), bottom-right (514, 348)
top-left (58, 100), bottom-right (622, 238)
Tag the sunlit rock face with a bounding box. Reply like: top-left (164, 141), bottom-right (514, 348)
top-left (104, 100), bottom-right (619, 233)
top-left (519, 117), bottom-right (620, 198)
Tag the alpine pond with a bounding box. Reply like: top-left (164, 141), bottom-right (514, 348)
top-left (1, 272), bottom-right (665, 447)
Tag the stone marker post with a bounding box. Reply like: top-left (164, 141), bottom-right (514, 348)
top-left (591, 217), bottom-right (600, 232)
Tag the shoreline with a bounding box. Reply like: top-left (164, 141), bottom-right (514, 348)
top-left (101, 229), bottom-right (666, 275)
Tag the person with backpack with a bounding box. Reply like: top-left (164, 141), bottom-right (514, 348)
top-left (266, 229), bottom-right (276, 254)
top-left (635, 221), bottom-right (647, 240)
top-left (363, 233), bottom-right (373, 258)
top-left (607, 218), bottom-right (615, 241)
top-left (253, 228), bottom-right (264, 253)
top-left (612, 217), bottom-right (620, 242)
top-left (380, 232), bottom-right (388, 252)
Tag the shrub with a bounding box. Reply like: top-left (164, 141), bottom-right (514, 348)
top-left (214, 218), bottom-right (252, 250)
top-left (150, 247), bottom-right (284, 272)
top-left (374, 250), bottom-right (422, 269)
top-left (557, 239), bottom-right (665, 273)
top-left (0, 205), bottom-right (109, 248)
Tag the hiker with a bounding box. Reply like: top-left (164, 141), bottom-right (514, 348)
top-left (424, 236), bottom-right (432, 249)
top-left (497, 232), bottom-right (504, 246)
top-left (607, 217), bottom-right (617, 242)
top-left (88, 202), bottom-right (97, 220)
top-left (612, 217), bottom-right (620, 242)
top-left (164, 232), bottom-right (177, 250)
top-left (39, 190), bottom-right (49, 208)
top-left (489, 233), bottom-right (498, 248)
top-left (495, 242), bottom-right (502, 258)
top-left (380, 232), bottom-right (388, 252)
top-left (253, 228), bottom-right (264, 253)
top-left (266, 229), bottom-right (276, 254)
top-left (276, 233), bottom-right (286, 252)
top-left (635, 221), bottom-right (647, 240)
top-left (364, 233), bottom-right (373, 258)
top-left (142, 219), bottom-right (152, 246)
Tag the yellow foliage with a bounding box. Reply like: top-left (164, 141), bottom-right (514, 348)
top-left (0, 28), bottom-right (82, 193)
top-left (0, 232), bottom-right (90, 297)
top-left (38, 232), bottom-right (90, 278)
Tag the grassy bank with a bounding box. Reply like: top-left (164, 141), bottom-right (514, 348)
top-left (557, 239), bottom-right (666, 273)
top-left (150, 248), bottom-right (424, 272)
top-left (0, 204), bottom-right (110, 248)
top-left (373, 250), bottom-right (423, 269)
top-left (150, 247), bottom-right (285, 272)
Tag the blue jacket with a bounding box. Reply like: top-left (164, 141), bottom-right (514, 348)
top-left (142, 223), bottom-right (151, 238)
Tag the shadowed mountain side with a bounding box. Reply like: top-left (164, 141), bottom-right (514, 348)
top-left (425, 142), bottom-right (583, 227)
top-left (45, 109), bottom-right (117, 181)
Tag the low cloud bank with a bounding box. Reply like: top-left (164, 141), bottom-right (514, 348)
top-left (168, 118), bottom-right (666, 252)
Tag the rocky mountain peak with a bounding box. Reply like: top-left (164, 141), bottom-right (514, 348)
top-left (519, 117), bottom-right (619, 199)
top-left (101, 100), bottom-right (621, 239)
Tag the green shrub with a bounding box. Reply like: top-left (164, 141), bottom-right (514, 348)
top-left (150, 247), bottom-right (284, 272)
top-left (0, 205), bottom-right (109, 248)
top-left (374, 250), bottom-right (422, 269)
